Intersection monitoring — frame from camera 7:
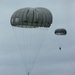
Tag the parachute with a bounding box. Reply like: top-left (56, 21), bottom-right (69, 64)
top-left (55, 28), bottom-right (67, 35)
top-left (10, 7), bottom-right (53, 75)
top-left (10, 7), bottom-right (52, 28)
top-left (54, 28), bottom-right (67, 50)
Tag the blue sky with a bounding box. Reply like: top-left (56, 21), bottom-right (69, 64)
top-left (0, 0), bottom-right (75, 75)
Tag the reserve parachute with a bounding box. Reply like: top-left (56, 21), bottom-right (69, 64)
top-left (10, 7), bottom-right (53, 75)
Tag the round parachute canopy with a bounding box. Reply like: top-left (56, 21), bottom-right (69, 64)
top-left (55, 28), bottom-right (67, 35)
top-left (10, 7), bottom-right (53, 28)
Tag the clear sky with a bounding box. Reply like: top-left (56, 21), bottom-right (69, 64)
top-left (0, 0), bottom-right (75, 75)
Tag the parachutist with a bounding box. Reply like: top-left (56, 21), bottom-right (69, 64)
top-left (59, 47), bottom-right (61, 50)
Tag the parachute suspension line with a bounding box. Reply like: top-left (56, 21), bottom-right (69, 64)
top-left (58, 36), bottom-right (62, 50)
top-left (29, 28), bottom-right (49, 74)
top-left (11, 26), bottom-right (49, 75)
top-left (12, 27), bottom-right (28, 74)
top-left (56, 36), bottom-right (61, 50)
top-left (11, 27), bottom-right (22, 55)
top-left (25, 28), bottom-right (32, 74)
top-left (21, 28), bottom-right (28, 74)
top-left (12, 27), bottom-right (49, 75)
top-left (22, 28), bottom-right (34, 75)
top-left (24, 28), bottom-right (34, 75)
top-left (20, 28), bottom-right (48, 75)
top-left (28, 28), bottom-right (33, 74)
top-left (28, 28), bottom-right (32, 73)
